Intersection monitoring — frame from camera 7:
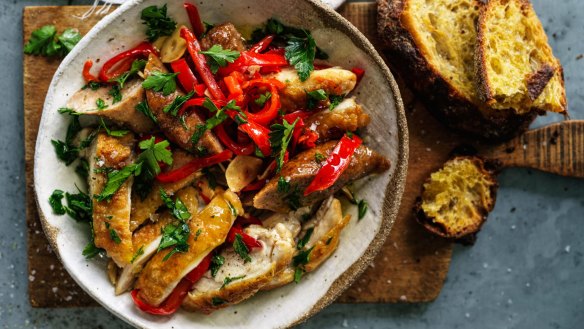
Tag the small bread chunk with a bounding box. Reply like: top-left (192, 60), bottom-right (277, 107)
top-left (415, 156), bottom-right (498, 240)
top-left (476, 0), bottom-right (566, 113)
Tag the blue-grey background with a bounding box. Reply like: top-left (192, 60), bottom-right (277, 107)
top-left (1, 0), bottom-right (582, 328)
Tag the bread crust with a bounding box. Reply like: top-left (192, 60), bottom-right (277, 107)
top-left (377, 0), bottom-right (536, 141)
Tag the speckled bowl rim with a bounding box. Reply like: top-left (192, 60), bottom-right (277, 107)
top-left (33, 0), bottom-right (408, 327)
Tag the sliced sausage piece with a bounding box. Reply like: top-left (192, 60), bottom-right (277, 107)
top-left (183, 222), bottom-right (296, 313)
top-left (130, 149), bottom-right (201, 231)
top-left (67, 79), bottom-right (154, 133)
top-left (134, 190), bottom-right (242, 306)
top-left (200, 23), bottom-right (245, 52)
top-left (253, 141), bottom-right (390, 213)
top-left (116, 187), bottom-right (199, 295)
top-left (272, 68), bottom-right (357, 111)
top-left (305, 97), bottom-right (371, 143)
top-left (263, 197), bottom-right (350, 290)
top-left (144, 54), bottom-right (223, 154)
top-left (88, 132), bottom-right (136, 267)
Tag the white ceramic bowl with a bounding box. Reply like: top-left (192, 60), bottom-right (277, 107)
top-left (34, 0), bottom-right (408, 328)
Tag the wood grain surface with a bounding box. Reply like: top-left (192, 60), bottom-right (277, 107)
top-left (24, 3), bottom-right (453, 308)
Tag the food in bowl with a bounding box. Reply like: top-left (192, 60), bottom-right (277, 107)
top-left (48, 2), bottom-right (390, 316)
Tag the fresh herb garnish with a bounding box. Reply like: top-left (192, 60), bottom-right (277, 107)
top-left (194, 228), bottom-right (202, 241)
top-left (51, 140), bottom-right (78, 165)
top-left (108, 85), bottom-right (122, 104)
top-left (163, 90), bottom-right (195, 116)
top-left (314, 152), bottom-right (326, 163)
top-left (135, 101), bottom-right (157, 124)
top-left (227, 201), bottom-right (238, 217)
top-left (221, 275), bottom-right (246, 289)
top-left (211, 297), bottom-right (225, 306)
top-left (75, 158), bottom-right (89, 179)
top-left (142, 71), bottom-right (179, 96)
top-left (254, 92), bottom-right (272, 107)
top-left (329, 94), bottom-right (344, 110)
top-left (285, 34), bottom-right (316, 82)
top-left (57, 107), bottom-right (79, 115)
top-left (210, 254), bottom-right (225, 277)
top-left (95, 163), bottom-right (142, 202)
top-left (306, 89), bottom-right (327, 109)
top-left (297, 227), bottom-right (314, 250)
top-left (269, 118), bottom-right (298, 173)
top-left (277, 177), bottom-right (290, 193)
top-left (160, 189), bottom-right (191, 221)
top-left (110, 59), bottom-right (146, 88)
top-left (191, 98), bottom-right (234, 145)
top-left (140, 4), bottom-right (177, 42)
top-left (292, 246), bottom-right (314, 283)
top-left (159, 222), bottom-right (190, 261)
top-left (82, 240), bottom-right (103, 259)
top-left (233, 234), bottom-right (251, 263)
top-left (200, 44), bottom-right (240, 74)
top-left (82, 81), bottom-right (104, 90)
top-left (99, 118), bottom-right (129, 137)
top-left (96, 98), bottom-right (108, 110)
top-left (131, 246), bottom-right (145, 264)
top-left (52, 110), bottom-right (88, 165)
top-left (24, 25), bottom-right (82, 57)
top-left (105, 222), bottom-right (122, 244)
top-left (49, 190), bottom-right (66, 215)
top-left (357, 199), bottom-right (368, 220)
top-left (132, 138), bottom-right (172, 199)
top-left (50, 187), bottom-right (93, 222)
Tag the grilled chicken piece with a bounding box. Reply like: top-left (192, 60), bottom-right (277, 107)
top-left (67, 79), bottom-right (154, 133)
top-left (88, 132), bottom-right (136, 267)
top-left (263, 197), bottom-right (350, 290)
top-left (134, 190), bottom-right (242, 306)
top-left (200, 23), bottom-right (245, 52)
top-left (253, 141), bottom-right (390, 213)
top-left (116, 187), bottom-right (199, 294)
top-left (273, 68), bottom-right (357, 111)
top-left (183, 222), bottom-right (296, 313)
top-left (144, 54), bottom-right (223, 154)
top-left (305, 98), bottom-right (371, 143)
top-left (130, 149), bottom-right (201, 231)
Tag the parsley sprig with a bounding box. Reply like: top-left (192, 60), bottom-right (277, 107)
top-left (200, 45), bottom-right (240, 74)
top-left (142, 71), bottom-right (179, 96)
top-left (140, 5), bottom-right (177, 42)
top-left (269, 118), bottom-right (298, 173)
top-left (158, 189), bottom-right (192, 261)
top-left (233, 234), bottom-right (251, 263)
top-left (24, 25), bottom-right (82, 57)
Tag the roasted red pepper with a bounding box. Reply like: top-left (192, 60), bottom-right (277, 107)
top-left (238, 120), bottom-right (272, 156)
top-left (242, 79), bottom-right (283, 126)
top-left (249, 35), bottom-right (275, 53)
top-left (351, 67), bottom-right (365, 84)
top-left (227, 225), bottom-right (262, 250)
top-left (181, 27), bottom-right (226, 101)
top-left (82, 60), bottom-right (99, 82)
top-left (304, 134), bottom-right (362, 196)
top-left (224, 75), bottom-right (243, 98)
top-left (156, 150), bottom-right (233, 183)
top-left (241, 179), bottom-right (267, 192)
top-left (184, 2), bottom-right (205, 38)
top-left (131, 253), bottom-right (212, 315)
top-left (98, 42), bottom-right (157, 82)
top-left (171, 58), bottom-right (199, 92)
top-left (215, 123), bottom-right (255, 155)
top-left (218, 50), bottom-right (288, 75)
top-left (298, 129), bottom-right (318, 149)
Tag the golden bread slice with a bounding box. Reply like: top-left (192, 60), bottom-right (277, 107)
top-left (475, 0), bottom-right (566, 113)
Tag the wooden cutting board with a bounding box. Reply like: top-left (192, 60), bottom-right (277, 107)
top-left (24, 3), bottom-right (455, 307)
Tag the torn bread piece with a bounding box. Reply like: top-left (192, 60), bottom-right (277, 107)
top-left (134, 190), bottom-right (241, 306)
top-left (88, 132), bottom-right (136, 267)
top-left (182, 222), bottom-right (296, 313)
top-left (475, 0), bottom-right (566, 113)
top-left (116, 187), bottom-right (199, 295)
top-left (263, 197), bottom-right (351, 290)
top-left (273, 68), bottom-right (357, 111)
top-left (67, 79), bottom-right (154, 133)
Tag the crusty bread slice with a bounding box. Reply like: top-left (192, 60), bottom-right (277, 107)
top-left (476, 0), bottom-right (566, 113)
top-left (378, 0), bottom-right (537, 141)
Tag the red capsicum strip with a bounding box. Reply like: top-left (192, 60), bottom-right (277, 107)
top-left (131, 253), bottom-right (212, 315)
top-left (218, 51), bottom-right (288, 75)
top-left (156, 150), bottom-right (233, 183)
top-left (215, 123), bottom-right (255, 156)
top-left (238, 120), bottom-right (272, 156)
top-left (242, 80), bottom-right (282, 126)
top-left (351, 67), bottom-right (365, 83)
top-left (82, 60), bottom-right (99, 82)
top-left (98, 42), bottom-right (157, 82)
top-left (181, 27), bottom-right (226, 101)
top-left (227, 225), bottom-right (262, 250)
top-left (304, 134), bottom-right (363, 196)
top-left (171, 58), bottom-right (199, 93)
top-left (249, 35), bottom-right (275, 53)
top-left (184, 2), bottom-right (205, 38)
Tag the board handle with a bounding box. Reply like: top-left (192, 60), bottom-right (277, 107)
top-left (483, 120), bottom-right (584, 178)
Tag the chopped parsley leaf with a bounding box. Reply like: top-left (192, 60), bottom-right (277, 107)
top-left (211, 297), bottom-right (225, 306)
top-left (108, 85), bottom-right (122, 104)
top-left (105, 222), bottom-right (122, 244)
top-left (160, 188), bottom-right (191, 221)
top-left (358, 199), bottom-right (368, 220)
top-left (24, 25), bottom-right (82, 57)
top-left (96, 98), bottom-right (108, 110)
top-left (314, 152), bottom-right (326, 163)
top-left (306, 89), bottom-right (327, 109)
top-left (233, 234), bottom-right (251, 263)
top-left (159, 222), bottom-right (190, 261)
top-left (110, 59), bottom-right (146, 88)
top-left (131, 246), bottom-right (145, 264)
top-left (200, 44), bottom-right (240, 74)
top-left (49, 190), bottom-right (66, 215)
top-left (221, 275), bottom-right (246, 289)
top-left (99, 118), bottom-right (129, 137)
top-left (210, 254), bottom-right (225, 277)
top-left (254, 92), bottom-right (272, 107)
top-left (75, 158), bottom-right (89, 180)
top-left (269, 118), bottom-right (298, 173)
top-left (140, 4), bottom-right (177, 42)
top-left (329, 94), bottom-right (344, 110)
top-left (135, 100), bottom-right (157, 124)
top-left (285, 34), bottom-right (316, 82)
top-left (163, 90), bottom-right (195, 116)
top-left (82, 240), bottom-right (103, 259)
top-left (95, 162), bottom-right (142, 202)
top-left (142, 71), bottom-right (178, 96)
top-left (277, 177), bottom-right (290, 193)
top-left (296, 227), bottom-right (314, 250)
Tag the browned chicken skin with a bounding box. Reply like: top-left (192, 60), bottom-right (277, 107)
top-left (144, 54), bottom-right (223, 154)
top-left (305, 98), bottom-right (371, 143)
top-left (201, 23), bottom-right (245, 51)
top-left (253, 141), bottom-right (391, 213)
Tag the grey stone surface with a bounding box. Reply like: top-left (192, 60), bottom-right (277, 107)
top-left (0, 0), bottom-right (582, 328)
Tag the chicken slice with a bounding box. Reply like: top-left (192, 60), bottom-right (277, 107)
top-left (305, 98), bottom-right (371, 143)
top-left (272, 68), bottom-right (357, 111)
top-left (130, 149), bottom-right (201, 231)
top-left (182, 222), bottom-right (296, 313)
top-left (263, 197), bottom-right (350, 290)
top-left (67, 79), bottom-right (154, 133)
top-left (134, 190), bottom-right (242, 306)
top-left (116, 187), bottom-right (199, 294)
top-left (253, 141), bottom-right (390, 213)
top-left (88, 132), bottom-right (136, 267)
top-left (144, 54), bottom-right (223, 154)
